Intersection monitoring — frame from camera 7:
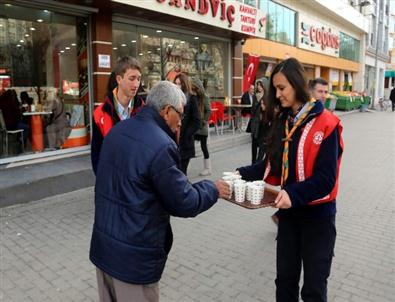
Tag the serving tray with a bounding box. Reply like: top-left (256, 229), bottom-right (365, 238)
top-left (225, 187), bottom-right (279, 209)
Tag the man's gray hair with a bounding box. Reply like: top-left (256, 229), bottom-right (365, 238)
top-left (146, 81), bottom-right (186, 111)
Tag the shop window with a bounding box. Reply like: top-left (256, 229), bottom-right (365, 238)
top-left (112, 24), bottom-right (229, 101)
top-left (0, 4), bottom-right (89, 158)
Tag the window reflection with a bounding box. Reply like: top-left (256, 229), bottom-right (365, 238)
top-left (112, 24), bottom-right (228, 100)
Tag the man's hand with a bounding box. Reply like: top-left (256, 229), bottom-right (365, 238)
top-left (215, 180), bottom-right (232, 200)
top-left (273, 189), bottom-right (292, 209)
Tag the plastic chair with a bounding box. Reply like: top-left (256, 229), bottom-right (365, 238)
top-left (212, 101), bottom-right (235, 135)
top-left (0, 109), bottom-right (24, 156)
top-left (208, 104), bottom-right (219, 136)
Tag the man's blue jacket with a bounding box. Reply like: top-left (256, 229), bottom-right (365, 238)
top-left (89, 106), bottom-right (218, 284)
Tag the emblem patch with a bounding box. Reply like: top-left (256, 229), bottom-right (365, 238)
top-left (313, 131), bottom-right (324, 145)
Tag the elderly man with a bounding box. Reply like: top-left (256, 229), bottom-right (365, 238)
top-left (90, 81), bottom-right (230, 302)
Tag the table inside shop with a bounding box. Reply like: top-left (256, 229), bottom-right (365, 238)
top-left (225, 104), bottom-right (252, 131)
top-left (23, 111), bottom-right (52, 152)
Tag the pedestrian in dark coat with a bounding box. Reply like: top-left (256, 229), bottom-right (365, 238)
top-left (390, 86), bottom-right (395, 112)
top-left (250, 79), bottom-right (270, 163)
top-left (89, 81), bottom-right (231, 302)
top-left (174, 73), bottom-right (201, 175)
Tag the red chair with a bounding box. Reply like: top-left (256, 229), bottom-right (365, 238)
top-left (208, 104), bottom-right (219, 136)
top-left (211, 101), bottom-right (235, 135)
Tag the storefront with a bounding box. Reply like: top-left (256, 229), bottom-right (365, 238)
top-left (0, 1), bottom-right (96, 164)
top-left (242, 0), bottom-right (365, 93)
top-left (1, 0), bottom-right (272, 164)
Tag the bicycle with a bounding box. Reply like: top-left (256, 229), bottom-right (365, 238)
top-left (378, 97), bottom-right (392, 111)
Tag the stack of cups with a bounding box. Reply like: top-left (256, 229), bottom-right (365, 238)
top-left (250, 184), bottom-right (264, 205)
top-left (246, 182), bottom-right (255, 201)
top-left (233, 179), bottom-right (246, 203)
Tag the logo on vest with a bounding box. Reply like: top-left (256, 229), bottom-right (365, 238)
top-left (313, 131), bottom-right (324, 145)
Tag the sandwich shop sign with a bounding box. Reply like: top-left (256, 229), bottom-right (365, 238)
top-left (112, 0), bottom-right (267, 39)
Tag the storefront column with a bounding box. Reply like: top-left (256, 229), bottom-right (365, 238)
top-left (339, 70), bottom-right (345, 91)
top-left (91, 0), bottom-right (113, 103)
top-left (314, 66), bottom-right (321, 78)
top-left (232, 41), bottom-right (243, 103)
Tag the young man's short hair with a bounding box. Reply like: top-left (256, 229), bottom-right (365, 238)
top-left (113, 56), bottom-right (142, 78)
top-left (309, 77), bottom-right (328, 90)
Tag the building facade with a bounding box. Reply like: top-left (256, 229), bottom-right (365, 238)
top-left (242, 0), bottom-right (368, 97)
top-left (384, 0), bottom-right (395, 97)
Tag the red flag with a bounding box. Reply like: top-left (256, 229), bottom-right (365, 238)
top-left (243, 54), bottom-right (260, 92)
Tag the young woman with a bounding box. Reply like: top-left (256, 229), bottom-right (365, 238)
top-left (237, 58), bottom-right (344, 302)
top-left (249, 79), bottom-right (269, 164)
top-left (174, 73), bottom-right (200, 175)
top-left (192, 78), bottom-right (212, 176)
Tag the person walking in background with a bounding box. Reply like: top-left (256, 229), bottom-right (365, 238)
top-left (89, 81), bottom-right (230, 302)
top-left (236, 58), bottom-right (344, 302)
top-left (174, 73), bottom-right (200, 175)
top-left (249, 79), bottom-right (270, 164)
top-left (91, 56), bottom-right (144, 175)
top-left (192, 77), bottom-right (212, 176)
top-left (390, 86), bottom-right (395, 112)
top-left (309, 77), bottom-right (328, 104)
top-left (240, 84), bottom-right (257, 116)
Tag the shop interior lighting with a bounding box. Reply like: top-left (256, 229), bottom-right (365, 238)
top-left (139, 53), bottom-right (143, 56)
top-left (131, 40), bottom-right (136, 43)
top-left (24, 34), bottom-right (29, 37)
top-left (44, 10), bottom-right (50, 13)
top-left (0, 25), bottom-right (3, 27)
top-left (71, 43), bottom-right (76, 46)
top-left (121, 43), bottom-right (126, 47)
top-left (30, 27), bottom-right (36, 31)
top-left (19, 40), bottom-right (24, 43)
top-left (37, 19), bottom-right (43, 23)
top-left (16, 44), bottom-right (21, 47)
top-left (168, 44), bottom-right (173, 47)
top-left (194, 37), bottom-right (199, 40)
top-left (180, 41), bottom-right (185, 44)
top-left (5, 4), bottom-right (12, 6)
top-left (84, 23), bottom-right (87, 26)
top-left (156, 30), bottom-right (162, 33)
top-left (147, 51), bottom-right (152, 54)
top-left (60, 50), bottom-right (64, 53)
top-left (157, 48), bottom-right (161, 51)
top-left (65, 47), bottom-right (70, 50)
top-left (142, 35), bottom-right (148, 38)
top-left (113, 47), bottom-right (118, 50)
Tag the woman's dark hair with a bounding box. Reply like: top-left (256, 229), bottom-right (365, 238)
top-left (174, 73), bottom-right (191, 95)
top-left (255, 80), bottom-right (264, 93)
top-left (265, 58), bottom-right (310, 176)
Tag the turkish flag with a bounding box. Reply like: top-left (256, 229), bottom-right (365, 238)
top-left (243, 54), bottom-right (260, 92)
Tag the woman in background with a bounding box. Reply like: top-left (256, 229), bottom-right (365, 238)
top-left (193, 78), bottom-right (211, 176)
top-left (174, 73), bottom-right (200, 175)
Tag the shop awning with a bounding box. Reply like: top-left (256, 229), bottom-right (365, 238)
top-left (385, 70), bottom-right (395, 78)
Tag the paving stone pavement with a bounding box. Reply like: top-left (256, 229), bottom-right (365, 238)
top-left (0, 111), bottom-right (394, 302)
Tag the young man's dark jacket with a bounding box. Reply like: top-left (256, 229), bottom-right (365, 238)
top-left (91, 92), bottom-right (144, 174)
top-left (89, 106), bottom-right (219, 284)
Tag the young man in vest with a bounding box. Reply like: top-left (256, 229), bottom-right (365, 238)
top-left (309, 77), bottom-right (328, 104)
top-left (91, 56), bottom-right (144, 174)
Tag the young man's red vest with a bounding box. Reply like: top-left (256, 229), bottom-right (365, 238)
top-left (93, 97), bottom-right (144, 137)
top-left (93, 103), bottom-right (114, 137)
top-left (264, 110), bottom-right (344, 205)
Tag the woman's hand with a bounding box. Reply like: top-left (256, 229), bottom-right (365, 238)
top-left (274, 189), bottom-right (292, 209)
